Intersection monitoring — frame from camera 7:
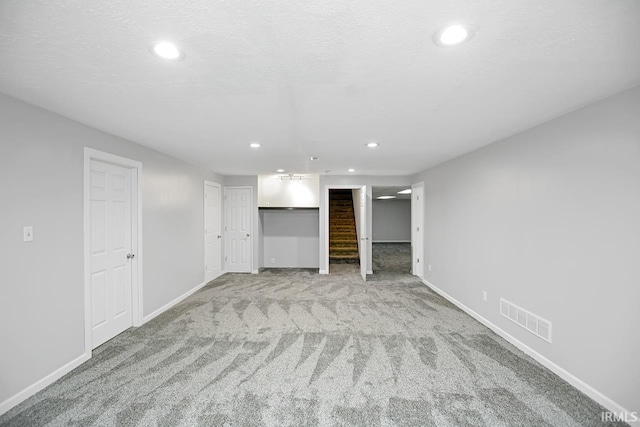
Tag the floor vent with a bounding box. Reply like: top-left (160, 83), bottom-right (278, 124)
top-left (500, 298), bottom-right (552, 343)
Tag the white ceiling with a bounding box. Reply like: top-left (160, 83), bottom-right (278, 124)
top-left (372, 186), bottom-right (412, 200)
top-left (1, 1), bottom-right (639, 176)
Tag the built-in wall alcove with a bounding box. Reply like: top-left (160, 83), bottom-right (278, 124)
top-left (259, 208), bottom-right (319, 269)
top-left (258, 174), bottom-right (320, 269)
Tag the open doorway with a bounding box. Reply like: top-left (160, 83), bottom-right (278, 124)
top-left (371, 186), bottom-right (412, 274)
top-left (324, 185), bottom-right (367, 281)
top-left (328, 189), bottom-right (360, 265)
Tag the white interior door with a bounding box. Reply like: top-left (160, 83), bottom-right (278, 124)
top-left (205, 181), bottom-right (222, 282)
top-left (224, 187), bottom-right (252, 273)
top-left (90, 160), bottom-right (133, 348)
top-left (357, 186), bottom-right (368, 281)
top-left (411, 183), bottom-right (424, 278)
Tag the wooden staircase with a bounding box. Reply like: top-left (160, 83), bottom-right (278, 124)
top-left (329, 190), bottom-right (360, 263)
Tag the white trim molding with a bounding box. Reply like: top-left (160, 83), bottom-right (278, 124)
top-left (421, 278), bottom-right (635, 419)
top-left (322, 184), bottom-right (366, 275)
top-left (0, 352), bottom-right (89, 416)
top-left (222, 186), bottom-right (254, 273)
top-left (372, 240), bottom-right (411, 243)
top-left (143, 281), bottom-right (208, 323)
top-left (84, 148), bottom-right (144, 357)
top-left (411, 182), bottom-right (424, 279)
top-left (204, 180), bottom-right (222, 283)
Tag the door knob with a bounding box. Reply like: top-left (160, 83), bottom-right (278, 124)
top-left (127, 253), bottom-right (135, 259)
top-left (217, 235), bottom-right (222, 239)
top-left (246, 233), bottom-right (251, 237)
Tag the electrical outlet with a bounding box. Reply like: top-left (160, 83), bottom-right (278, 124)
top-left (270, 258), bottom-right (275, 264)
top-left (483, 291), bottom-right (487, 302)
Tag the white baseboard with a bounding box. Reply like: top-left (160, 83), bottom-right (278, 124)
top-left (204, 270), bottom-right (224, 287)
top-left (0, 277), bottom-right (222, 418)
top-left (319, 269), bottom-right (328, 275)
top-left (0, 351), bottom-right (90, 416)
top-left (421, 278), bottom-right (635, 420)
top-left (251, 269), bottom-right (259, 274)
top-left (143, 280), bottom-right (207, 323)
top-left (372, 240), bottom-right (411, 243)
top-left (367, 270), bottom-right (373, 275)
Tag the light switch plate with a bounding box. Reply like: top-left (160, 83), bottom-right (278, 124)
top-left (24, 226), bottom-right (33, 242)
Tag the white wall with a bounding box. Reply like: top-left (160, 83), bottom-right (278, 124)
top-left (372, 199), bottom-right (411, 242)
top-left (262, 210), bottom-right (319, 268)
top-left (0, 93), bottom-right (222, 410)
top-left (412, 85), bottom-right (640, 414)
top-left (319, 175), bottom-right (412, 273)
top-left (258, 174), bottom-right (319, 207)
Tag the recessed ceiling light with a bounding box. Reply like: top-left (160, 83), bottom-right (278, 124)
top-left (348, 168), bottom-right (355, 173)
top-left (276, 169), bottom-right (285, 173)
top-left (152, 41), bottom-right (184, 60)
top-left (310, 156), bottom-right (319, 161)
top-left (366, 142), bottom-right (379, 148)
top-left (433, 24), bottom-right (474, 47)
top-left (397, 189), bottom-right (412, 194)
top-left (377, 196), bottom-right (396, 200)
top-left (249, 142), bottom-right (261, 148)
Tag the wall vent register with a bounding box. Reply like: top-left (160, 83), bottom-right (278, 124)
top-left (500, 298), bottom-right (552, 343)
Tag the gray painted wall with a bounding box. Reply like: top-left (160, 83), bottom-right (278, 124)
top-left (412, 85), bottom-right (640, 412)
top-left (261, 210), bottom-right (319, 268)
top-left (318, 175), bottom-right (412, 272)
top-left (372, 199), bottom-right (411, 242)
top-left (0, 93), bottom-right (222, 405)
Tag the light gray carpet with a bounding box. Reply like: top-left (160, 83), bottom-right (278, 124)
top-left (372, 243), bottom-right (412, 274)
top-left (0, 266), bottom-right (623, 426)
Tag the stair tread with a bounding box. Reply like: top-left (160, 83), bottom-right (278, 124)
top-left (329, 191), bottom-right (357, 261)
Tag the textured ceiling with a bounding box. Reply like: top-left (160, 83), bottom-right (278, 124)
top-left (1, 1), bottom-right (639, 175)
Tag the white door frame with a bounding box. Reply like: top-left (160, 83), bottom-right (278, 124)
top-left (204, 180), bottom-right (222, 282)
top-left (411, 182), bottom-right (424, 278)
top-left (83, 148), bottom-right (143, 356)
top-left (223, 186), bottom-right (253, 273)
top-left (322, 184), bottom-right (365, 275)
